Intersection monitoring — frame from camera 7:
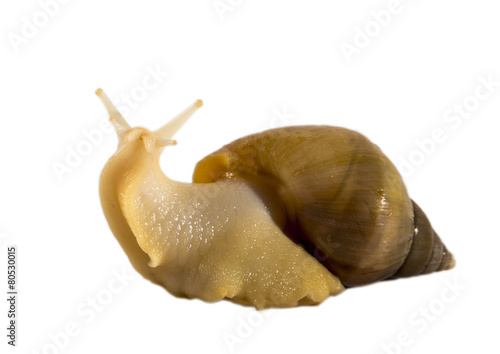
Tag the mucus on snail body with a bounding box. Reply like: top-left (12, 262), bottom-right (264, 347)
top-left (97, 89), bottom-right (455, 309)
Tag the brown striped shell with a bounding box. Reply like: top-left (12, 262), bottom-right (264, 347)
top-left (193, 125), bottom-right (455, 287)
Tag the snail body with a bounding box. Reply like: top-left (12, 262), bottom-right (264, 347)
top-left (97, 89), bottom-right (454, 309)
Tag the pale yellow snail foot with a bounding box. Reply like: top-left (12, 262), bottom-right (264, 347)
top-left (219, 249), bottom-right (345, 310)
top-left (118, 175), bottom-right (344, 309)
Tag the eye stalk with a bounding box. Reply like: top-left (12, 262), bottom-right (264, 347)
top-left (95, 88), bottom-right (131, 139)
top-left (153, 99), bottom-right (203, 140)
top-left (95, 88), bottom-right (203, 148)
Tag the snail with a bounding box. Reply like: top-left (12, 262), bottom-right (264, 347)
top-left (97, 89), bottom-right (455, 309)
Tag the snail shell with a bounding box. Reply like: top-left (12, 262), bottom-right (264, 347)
top-left (193, 126), bottom-right (455, 287)
top-left (97, 89), bottom-right (454, 309)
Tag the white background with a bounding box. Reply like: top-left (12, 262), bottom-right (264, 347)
top-left (1, 1), bottom-right (499, 353)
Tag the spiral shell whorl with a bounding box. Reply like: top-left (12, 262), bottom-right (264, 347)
top-left (392, 201), bottom-right (455, 278)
